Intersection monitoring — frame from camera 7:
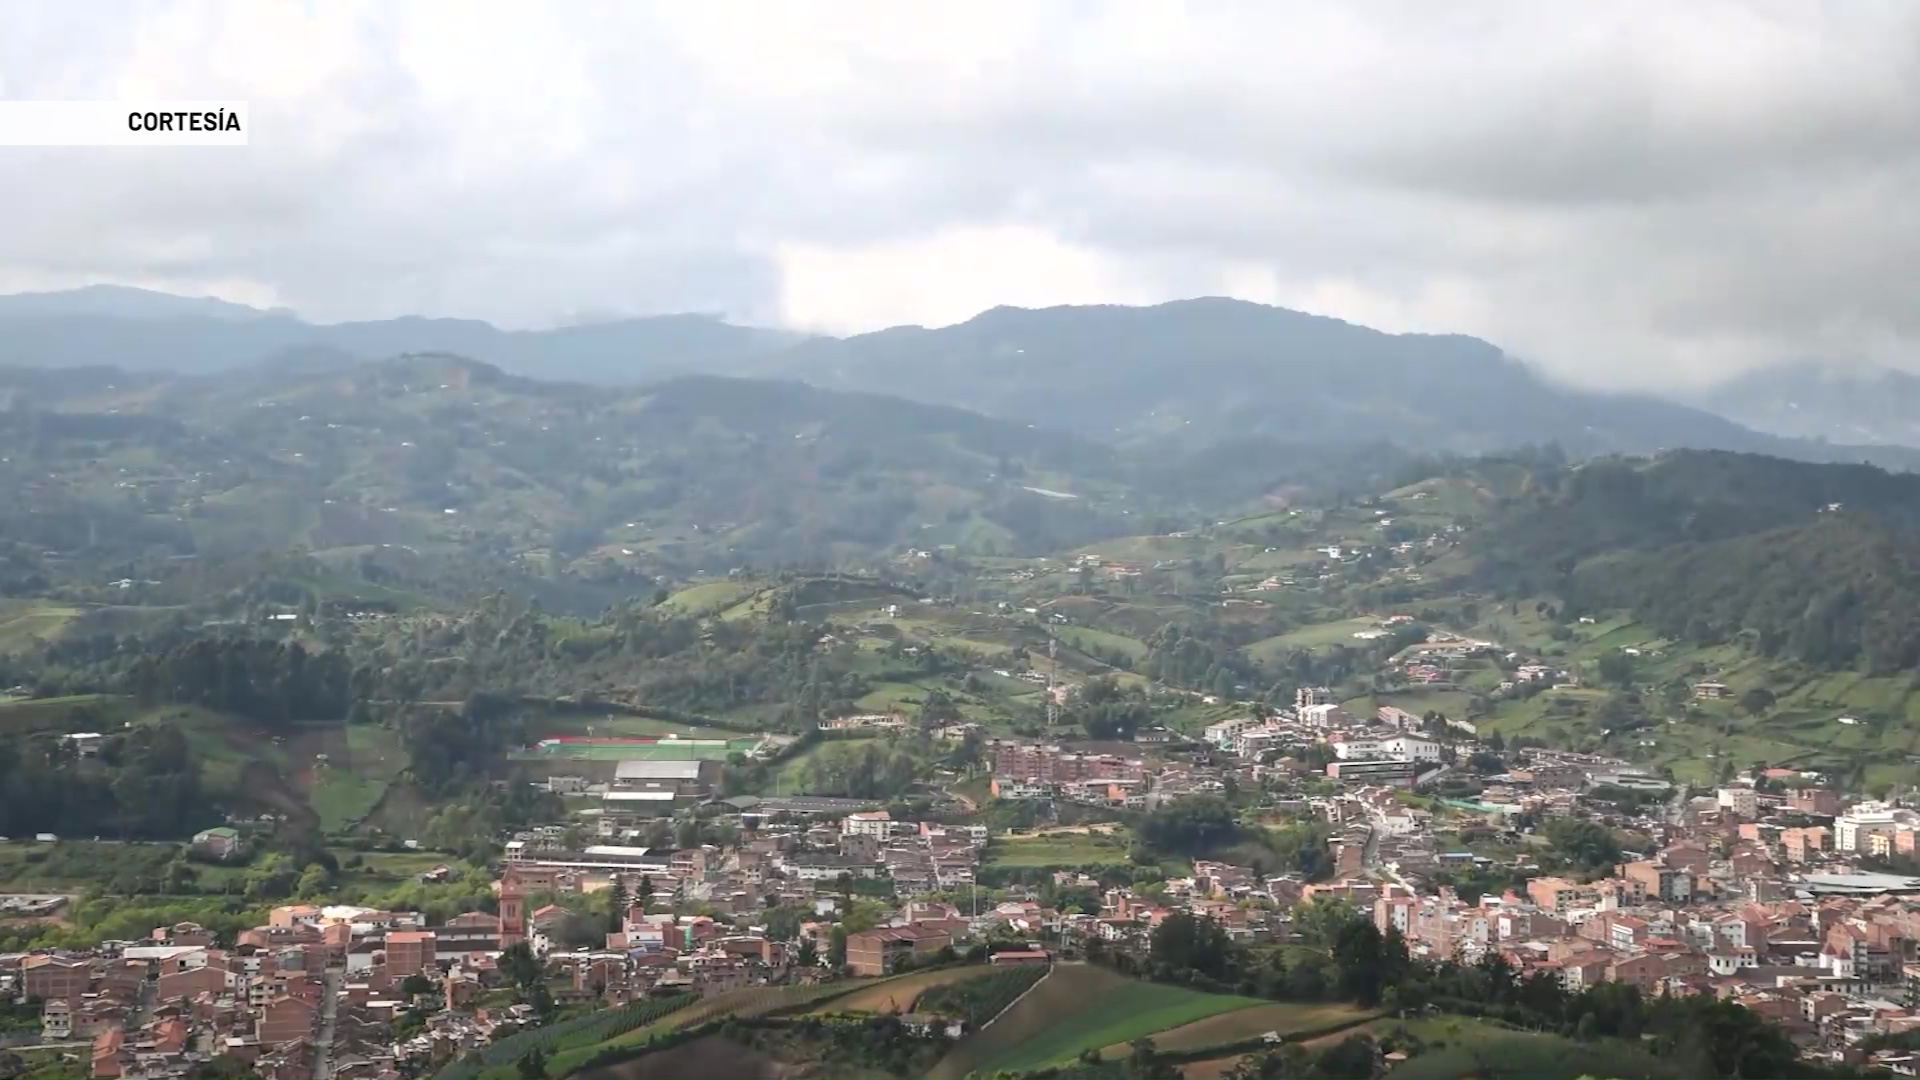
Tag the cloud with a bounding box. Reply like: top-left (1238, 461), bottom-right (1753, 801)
top-left (3, 0), bottom-right (1919, 388)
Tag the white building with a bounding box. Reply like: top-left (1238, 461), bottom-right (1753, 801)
top-left (1298, 703), bottom-right (1347, 730)
top-left (1295, 686), bottom-right (1335, 709)
top-left (1716, 787), bottom-right (1759, 820)
top-left (1204, 716), bottom-right (1266, 749)
top-left (1334, 734), bottom-right (1442, 762)
top-left (1234, 728), bottom-right (1285, 758)
top-left (841, 810), bottom-right (892, 838)
top-left (1836, 803), bottom-right (1914, 852)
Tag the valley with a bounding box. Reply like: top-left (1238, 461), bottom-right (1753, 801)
top-left (0, 306), bottom-right (1910, 1080)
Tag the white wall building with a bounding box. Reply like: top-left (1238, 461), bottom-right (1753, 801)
top-left (1204, 716), bottom-right (1265, 748)
top-left (1835, 802), bottom-right (1914, 852)
top-left (1298, 703), bottom-right (1347, 729)
top-left (841, 811), bottom-right (892, 838)
top-left (1334, 734), bottom-right (1441, 762)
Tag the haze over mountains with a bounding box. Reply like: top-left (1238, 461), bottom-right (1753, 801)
top-left (0, 285), bottom-right (1913, 469)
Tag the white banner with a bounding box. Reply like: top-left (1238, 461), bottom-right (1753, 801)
top-left (0, 101), bottom-right (249, 146)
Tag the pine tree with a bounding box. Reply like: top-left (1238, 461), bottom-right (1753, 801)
top-left (606, 876), bottom-right (629, 936)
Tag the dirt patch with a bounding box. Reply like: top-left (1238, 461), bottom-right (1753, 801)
top-left (239, 760), bottom-right (318, 831)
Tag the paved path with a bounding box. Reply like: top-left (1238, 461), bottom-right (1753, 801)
top-left (313, 968), bottom-right (343, 1078)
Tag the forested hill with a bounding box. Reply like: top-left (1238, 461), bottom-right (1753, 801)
top-left (7, 287), bottom-right (1920, 470)
top-left (1470, 450), bottom-right (1920, 673)
top-left (752, 298), bottom-right (1920, 468)
top-left (0, 357), bottom-right (1220, 603)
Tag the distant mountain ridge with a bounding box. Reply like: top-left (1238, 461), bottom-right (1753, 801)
top-left (3, 287), bottom-right (1918, 470)
top-left (0, 287), bottom-right (805, 385)
top-left (1690, 361), bottom-right (1920, 448)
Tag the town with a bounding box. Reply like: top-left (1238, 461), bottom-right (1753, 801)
top-left (8, 669), bottom-right (1920, 1079)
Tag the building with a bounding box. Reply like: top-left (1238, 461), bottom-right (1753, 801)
top-left (1333, 735), bottom-right (1441, 762)
top-left (1376, 706), bottom-right (1423, 729)
top-left (1295, 687), bottom-right (1334, 709)
top-left (21, 954), bottom-right (90, 1003)
top-left (844, 926), bottom-right (951, 977)
top-left (1526, 877), bottom-right (1598, 915)
top-left (1789, 788), bottom-right (1841, 817)
top-left (192, 827), bottom-right (245, 861)
top-left (611, 759), bottom-right (709, 799)
top-left (1325, 759), bottom-right (1417, 787)
top-left (383, 930), bottom-right (437, 978)
top-left (1233, 728), bottom-right (1286, 759)
top-left (256, 993), bottom-right (317, 1046)
top-left (1837, 803), bottom-right (1913, 852)
top-left (1203, 717), bottom-right (1265, 749)
top-left (1299, 703), bottom-right (1348, 730)
top-left (1621, 859), bottom-right (1693, 904)
top-left (991, 743), bottom-right (1148, 784)
top-left (1717, 787), bottom-right (1760, 820)
top-left (842, 811), bottom-right (892, 839)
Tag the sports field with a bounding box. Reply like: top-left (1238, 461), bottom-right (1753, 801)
top-left (516, 735), bottom-right (759, 761)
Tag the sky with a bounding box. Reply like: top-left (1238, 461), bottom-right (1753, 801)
top-left (3, 1), bottom-right (1919, 389)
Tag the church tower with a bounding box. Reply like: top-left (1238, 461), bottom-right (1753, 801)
top-left (499, 866), bottom-right (527, 946)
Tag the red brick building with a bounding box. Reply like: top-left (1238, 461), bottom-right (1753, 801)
top-left (844, 926), bottom-right (951, 977)
top-left (383, 930), bottom-right (438, 978)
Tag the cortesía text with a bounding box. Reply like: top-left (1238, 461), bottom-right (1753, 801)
top-left (128, 109), bottom-right (242, 133)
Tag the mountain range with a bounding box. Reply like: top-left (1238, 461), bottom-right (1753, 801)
top-left (1, 286), bottom-right (1916, 469)
top-left (1685, 361), bottom-right (1920, 449)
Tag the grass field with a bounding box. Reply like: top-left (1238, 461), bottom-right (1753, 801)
top-left (311, 771), bottom-right (387, 833)
top-left (1098, 1001), bottom-right (1374, 1058)
top-left (1053, 624), bottom-right (1150, 662)
top-left (0, 693), bottom-right (122, 734)
top-left (658, 579), bottom-right (765, 616)
top-left (1246, 617), bottom-right (1383, 664)
top-left (810, 964), bottom-right (989, 1014)
top-left (932, 964), bottom-right (1263, 1077)
top-left (766, 736), bottom-right (882, 793)
top-left (0, 601), bottom-right (81, 652)
top-left (310, 724), bottom-right (410, 832)
top-left (984, 831), bottom-right (1134, 869)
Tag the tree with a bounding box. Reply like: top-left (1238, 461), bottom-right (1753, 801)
top-left (1595, 651), bottom-right (1635, 688)
top-left (1290, 895), bottom-right (1359, 947)
top-left (605, 876), bottom-right (629, 936)
top-left (400, 972), bottom-right (434, 998)
top-left (516, 1047), bottom-right (548, 1080)
top-left (499, 941), bottom-right (541, 990)
top-left (828, 925), bottom-right (848, 969)
top-left (1331, 918), bottom-right (1388, 1006)
top-left (526, 982), bottom-right (555, 1020)
top-left (1739, 687), bottom-right (1776, 717)
top-left (1150, 911), bottom-right (1235, 980)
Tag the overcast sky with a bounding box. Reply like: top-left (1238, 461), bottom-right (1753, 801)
top-left (3, 1), bottom-right (1919, 388)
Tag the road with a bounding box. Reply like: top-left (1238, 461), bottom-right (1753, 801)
top-left (313, 968), bottom-right (343, 1079)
